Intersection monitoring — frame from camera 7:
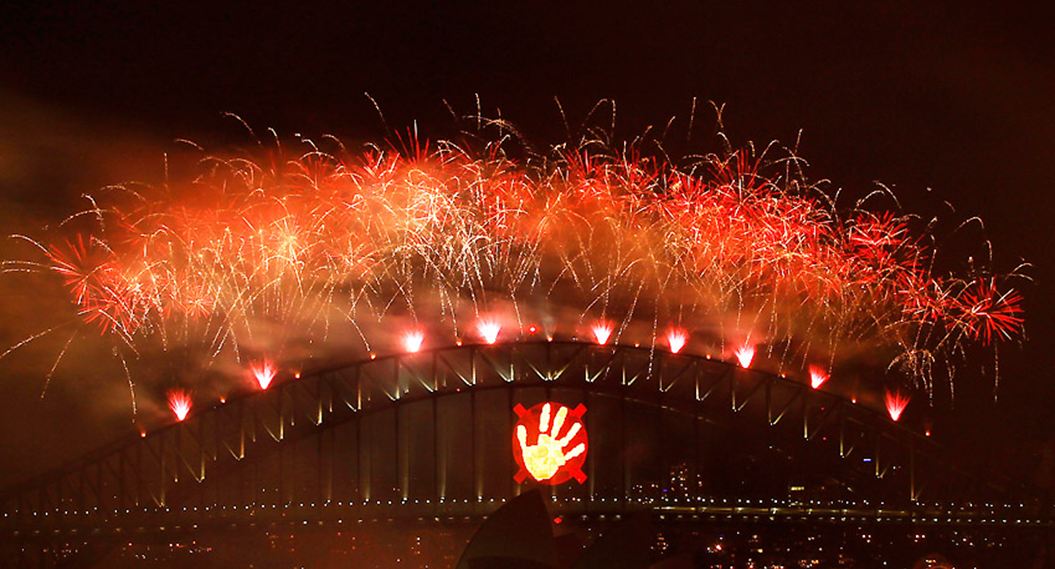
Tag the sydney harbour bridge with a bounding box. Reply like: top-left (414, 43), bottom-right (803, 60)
top-left (1, 340), bottom-right (1050, 566)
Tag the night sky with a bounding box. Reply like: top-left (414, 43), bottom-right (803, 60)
top-left (0, 2), bottom-right (1052, 487)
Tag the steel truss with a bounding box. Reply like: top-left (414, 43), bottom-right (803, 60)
top-left (0, 341), bottom-right (1048, 541)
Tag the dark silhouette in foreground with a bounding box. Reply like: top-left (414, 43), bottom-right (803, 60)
top-left (456, 491), bottom-right (666, 569)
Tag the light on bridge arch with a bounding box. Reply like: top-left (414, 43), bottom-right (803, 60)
top-left (808, 365), bottom-right (829, 389)
top-left (666, 329), bottom-right (688, 354)
top-left (250, 360), bottom-right (277, 390)
top-left (885, 389), bottom-right (911, 422)
top-left (591, 321), bottom-right (613, 345)
top-left (167, 389), bottom-right (192, 422)
top-left (735, 344), bottom-right (756, 368)
top-left (476, 320), bottom-right (501, 345)
top-left (402, 330), bottom-right (425, 353)
top-left (513, 402), bottom-right (588, 485)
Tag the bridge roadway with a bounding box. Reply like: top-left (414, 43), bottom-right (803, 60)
top-left (3, 495), bottom-right (1049, 542)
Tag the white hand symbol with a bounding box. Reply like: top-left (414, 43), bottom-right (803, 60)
top-left (516, 402), bottom-right (586, 481)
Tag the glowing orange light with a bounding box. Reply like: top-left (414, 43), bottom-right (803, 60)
top-left (735, 344), bottom-right (755, 368)
top-left (477, 320), bottom-right (501, 345)
top-left (667, 329), bottom-right (688, 354)
top-left (167, 389), bottom-right (192, 421)
top-left (293, 371), bottom-right (301, 379)
top-left (885, 389), bottom-right (910, 422)
top-left (402, 330), bottom-right (424, 353)
top-left (591, 322), bottom-right (613, 345)
top-left (528, 324), bottom-right (537, 334)
top-left (808, 365), bottom-right (828, 389)
top-left (513, 401), bottom-right (588, 485)
top-left (251, 360), bottom-right (277, 390)
top-left (219, 396), bottom-right (226, 404)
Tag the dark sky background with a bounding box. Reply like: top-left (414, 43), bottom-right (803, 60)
top-left (0, 1), bottom-right (1052, 487)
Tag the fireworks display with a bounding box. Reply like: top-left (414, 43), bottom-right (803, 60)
top-left (1, 117), bottom-right (1026, 422)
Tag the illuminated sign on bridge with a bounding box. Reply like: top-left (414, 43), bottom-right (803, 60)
top-left (513, 402), bottom-right (588, 485)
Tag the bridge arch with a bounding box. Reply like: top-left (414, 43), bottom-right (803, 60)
top-left (0, 341), bottom-right (1044, 534)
